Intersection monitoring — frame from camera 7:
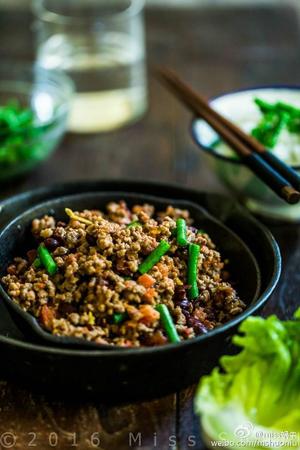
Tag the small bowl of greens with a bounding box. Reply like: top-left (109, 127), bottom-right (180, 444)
top-left (191, 86), bottom-right (300, 222)
top-left (0, 63), bottom-right (74, 180)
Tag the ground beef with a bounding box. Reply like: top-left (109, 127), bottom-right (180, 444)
top-left (2, 202), bottom-right (245, 347)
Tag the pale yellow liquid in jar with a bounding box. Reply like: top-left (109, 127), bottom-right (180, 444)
top-left (68, 87), bottom-right (146, 133)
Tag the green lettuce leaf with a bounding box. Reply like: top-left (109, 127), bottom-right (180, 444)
top-left (195, 310), bottom-right (300, 449)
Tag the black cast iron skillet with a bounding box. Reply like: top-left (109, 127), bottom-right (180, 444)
top-left (0, 191), bottom-right (260, 350)
top-left (0, 181), bottom-right (281, 400)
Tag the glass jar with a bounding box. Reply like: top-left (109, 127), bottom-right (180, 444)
top-left (33, 0), bottom-right (147, 133)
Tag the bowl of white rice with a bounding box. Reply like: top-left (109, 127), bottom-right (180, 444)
top-left (191, 86), bottom-right (300, 222)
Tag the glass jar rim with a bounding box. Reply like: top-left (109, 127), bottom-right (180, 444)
top-left (33, 0), bottom-right (145, 25)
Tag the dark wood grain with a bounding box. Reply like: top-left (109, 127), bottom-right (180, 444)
top-left (0, 381), bottom-right (176, 449)
top-left (0, 3), bottom-right (300, 450)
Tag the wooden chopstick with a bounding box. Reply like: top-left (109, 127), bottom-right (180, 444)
top-left (158, 68), bottom-right (300, 191)
top-left (157, 67), bottom-right (300, 205)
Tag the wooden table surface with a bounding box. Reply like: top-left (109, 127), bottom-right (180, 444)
top-left (1, 4), bottom-right (300, 449)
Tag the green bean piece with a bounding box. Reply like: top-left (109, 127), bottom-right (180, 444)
top-left (156, 304), bottom-right (180, 343)
top-left (251, 111), bottom-right (289, 149)
top-left (255, 98), bottom-right (300, 123)
top-left (113, 313), bottom-right (127, 324)
top-left (254, 98), bottom-right (276, 114)
top-left (276, 101), bottom-right (300, 116)
top-left (188, 243), bottom-right (200, 300)
top-left (274, 101), bottom-right (300, 134)
top-left (33, 257), bottom-right (41, 269)
top-left (288, 115), bottom-right (300, 134)
top-left (176, 218), bottom-right (188, 246)
top-left (127, 220), bottom-right (142, 228)
top-left (37, 244), bottom-right (58, 276)
top-left (253, 98), bottom-right (300, 139)
top-left (138, 240), bottom-right (171, 274)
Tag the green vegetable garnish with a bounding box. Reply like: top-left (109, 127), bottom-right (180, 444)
top-left (176, 218), bottom-right (188, 246)
top-left (156, 304), bottom-right (180, 343)
top-left (279, 101), bottom-right (300, 134)
top-left (276, 100), bottom-right (300, 116)
top-left (113, 313), bottom-right (127, 324)
top-left (253, 97), bottom-right (300, 147)
top-left (187, 243), bottom-right (200, 300)
top-left (255, 98), bottom-right (300, 119)
top-left (127, 220), bottom-right (142, 228)
top-left (37, 244), bottom-right (57, 276)
top-left (195, 309), bottom-right (300, 449)
top-left (252, 111), bottom-right (289, 149)
top-left (254, 98), bottom-right (276, 114)
top-left (0, 99), bottom-right (45, 167)
top-left (138, 240), bottom-right (171, 274)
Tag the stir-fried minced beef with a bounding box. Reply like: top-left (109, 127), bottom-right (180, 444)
top-left (2, 202), bottom-right (245, 347)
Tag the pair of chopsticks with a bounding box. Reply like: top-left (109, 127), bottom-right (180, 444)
top-left (157, 68), bottom-right (300, 205)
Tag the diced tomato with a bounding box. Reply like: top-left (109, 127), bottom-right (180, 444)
top-left (143, 288), bottom-right (156, 303)
top-left (182, 327), bottom-right (193, 338)
top-left (139, 305), bottom-right (160, 326)
top-left (39, 305), bottom-right (55, 330)
top-left (137, 274), bottom-right (155, 288)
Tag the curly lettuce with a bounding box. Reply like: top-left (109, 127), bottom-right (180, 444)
top-left (195, 310), bottom-right (300, 449)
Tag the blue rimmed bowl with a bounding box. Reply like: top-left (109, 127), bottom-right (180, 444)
top-left (191, 85), bottom-right (300, 222)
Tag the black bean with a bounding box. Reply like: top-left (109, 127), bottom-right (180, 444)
top-left (182, 309), bottom-right (191, 320)
top-left (187, 317), bottom-right (197, 327)
top-left (178, 299), bottom-right (193, 313)
top-left (44, 237), bottom-right (60, 251)
top-left (52, 233), bottom-right (65, 244)
top-left (187, 317), bottom-right (208, 335)
top-left (178, 299), bottom-right (190, 309)
top-left (174, 285), bottom-right (187, 303)
top-left (194, 322), bottom-right (208, 335)
top-left (86, 234), bottom-right (97, 246)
